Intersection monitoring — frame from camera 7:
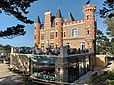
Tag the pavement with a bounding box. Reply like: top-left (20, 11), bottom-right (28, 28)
top-left (0, 63), bottom-right (54, 85)
top-left (0, 61), bottom-right (114, 85)
top-left (0, 63), bottom-right (25, 85)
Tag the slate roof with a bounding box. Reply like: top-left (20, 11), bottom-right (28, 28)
top-left (65, 12), bottom-right (75, 22)
top-left (56, 9), bottom-right (62, 18)
top-left (36, 15), bottom-right (41, 23)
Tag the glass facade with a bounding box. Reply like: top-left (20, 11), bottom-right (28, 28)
top-left (31, 56), bottom-right (57, 81)
top-left (30, 54), bottom-right (91, 83)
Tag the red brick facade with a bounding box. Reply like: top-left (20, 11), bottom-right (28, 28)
top-left (34, 4), bottom-right (96, 52)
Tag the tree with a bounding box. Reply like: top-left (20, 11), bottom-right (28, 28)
top-left (0, 0), bottom-right (37, 38)
top-left (99, 0), bottom-right (114, 38)
top-left (96, 30), bottom-right (103, 54)
top-left (104, 17), bottom-right (114, 37)
top-left (99, 0), bottom-right (114, 18)
top-left (96, 29), bottom-right (112, 54)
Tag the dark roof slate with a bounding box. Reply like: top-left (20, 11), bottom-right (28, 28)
top-left (56, 9), bottom-right (62, 18)
top-left (66, 12), bottom-right (75, 22)
top-left (36, 15), bottom-right (41, 23)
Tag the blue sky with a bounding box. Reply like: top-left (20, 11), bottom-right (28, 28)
top-left (0, 0), bottom-right (106, 47)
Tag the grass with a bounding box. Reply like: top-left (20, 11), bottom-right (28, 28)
top-left (90, 70), bottom-right (114, 85)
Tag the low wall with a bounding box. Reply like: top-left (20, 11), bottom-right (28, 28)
top-left (96, 55), bottom-right (108, 67)
top-left (10, 53), bottom-right (33, 72)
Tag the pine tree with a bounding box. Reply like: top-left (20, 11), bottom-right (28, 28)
top-left (99, 0), bottom-right (114, 38)
top-left (0, 0), bottom-right (37, 38)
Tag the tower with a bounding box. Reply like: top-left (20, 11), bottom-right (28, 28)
top-left (82, 4), bottom-right (96, 52)
top-left (54, 9), bottom-right (63, 48)
top-left (83, 4), bottom-right (96, 67)
top-left (34, 16), bottom-right (41, 48)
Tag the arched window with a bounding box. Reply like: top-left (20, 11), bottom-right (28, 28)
top-left (72, 28), bottom-right (78, 37)
top-left (80, 42), bottom-right (85, 50)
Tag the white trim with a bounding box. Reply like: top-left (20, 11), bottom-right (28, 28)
top-left (71, 28), bottom-right (79, 37)
top-left (44, 11), bottom-right (51, 15)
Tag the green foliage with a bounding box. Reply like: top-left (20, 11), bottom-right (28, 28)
top-left (108, 71), bottom-right (114, 80)
top-left (111, 38), bottom-right (114, 47)
top-left (109, 80), bottom-right (114, 85)
top-left (2, 45), bottom-right (11, 50)
top-left (99, 0), bottom-right (114, 18)
top-left (0, 0), bottom-right (37, 38)
top-left (99, 0), bottom-right (114, 38)
top-left (104, 17), bottom-right (114, 37)
top-left (96, 29), bottom-right (112, 54)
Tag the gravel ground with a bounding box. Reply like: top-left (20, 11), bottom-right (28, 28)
top-left (0, 63), bottom-right (50, 85)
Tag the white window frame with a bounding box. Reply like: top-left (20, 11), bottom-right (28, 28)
top-left (72, 28), bottom-right (78, 37)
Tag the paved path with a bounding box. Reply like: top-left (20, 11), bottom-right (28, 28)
top-left (0, 63), bottom-right (53, 85)
top-left (0, 63), bottom-right (25, 85)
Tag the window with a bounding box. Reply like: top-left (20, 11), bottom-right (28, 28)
top-left (61, 32), bottom-right (63, 37)
top-left (63, 32), bottom-right (66, 37)
top-left (55, 44), bottom-right (58, 48)
top-left (34, 35), bottom-right (36, 39)
top-left (50, 32), bottom-right (54, 39)
top-left (41, 34), bottom-right (44, 40)
top-left (55, 22), bottom-right (58, 25)
top-left (87, 27), bottom-right (90, 35)
top-left (86, 15), bottom-right (90, 20)
top-left (80, 42), bottom-right (85, 50)
top-left (72, 28), bottom-right (78, 37)
top-left (41, 43), bottom-right (44, 48)
top-left (55, 32), bottom-right (58, 37)
top-left (50, 43), bottom-right (54, 48)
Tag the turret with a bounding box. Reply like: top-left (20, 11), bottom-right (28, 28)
top-left (34, 15), bottom-right (41, 48)
top-left (83, 4), bottom-right (96, 39)
top-left (83, 4), bottom-right (96, 67)
top-left (54, 9), bottom-right (63, 48)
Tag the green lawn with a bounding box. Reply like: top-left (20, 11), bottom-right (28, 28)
top-left (90, 70), bottom-right (114, 85)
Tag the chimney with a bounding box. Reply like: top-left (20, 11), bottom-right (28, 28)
top-left (44, 11), bottom-right (52, 29)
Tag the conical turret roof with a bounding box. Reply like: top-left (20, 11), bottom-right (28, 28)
top-left (66, 12), bottom-right (75, 22)
top-left (36, 15), bottom-right (41, 23)
top-left (56, 9), bottom-right (62, 18)
top-left (69, 12), bottom-right (75, 21)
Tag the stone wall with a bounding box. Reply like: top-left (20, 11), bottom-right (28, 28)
top-left (96, 55), bottom-right (108, 67)
top-left (10, 53), bottom-right (33, 72)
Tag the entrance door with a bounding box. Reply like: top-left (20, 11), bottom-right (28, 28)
top-left (80, 42), bottom-right (85, 50)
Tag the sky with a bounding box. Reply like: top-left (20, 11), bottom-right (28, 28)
top-left (0, 0), bottom-right (106, 47)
